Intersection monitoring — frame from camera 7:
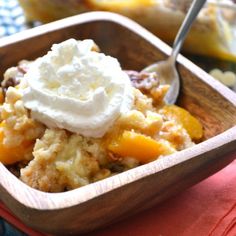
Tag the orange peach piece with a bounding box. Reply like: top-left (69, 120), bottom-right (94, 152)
top-left (108, 130), bottom-right (174, 163)
top-left (161, 105), bottom-right (203, 140)
top-left (0, 123), bottom-right (33, 165)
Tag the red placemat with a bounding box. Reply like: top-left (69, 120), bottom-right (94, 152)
top-left (89, 160), bottom-right (236, 236)
top-left (1, 160), bottom-right (236, 236)
top-left (0, 203), bottom-right (46, 236)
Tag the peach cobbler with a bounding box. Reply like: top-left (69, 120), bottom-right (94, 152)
top-left (0, 39), bottom-right (203, 192)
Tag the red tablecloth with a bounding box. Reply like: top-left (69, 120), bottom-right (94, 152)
top-left (1, 160), bottom-right (236, 236)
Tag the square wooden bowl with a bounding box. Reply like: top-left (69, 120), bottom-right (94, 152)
top-left (0, 12), bottom-right (236, 236)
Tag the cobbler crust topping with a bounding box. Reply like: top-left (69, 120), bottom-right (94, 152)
top-left (0, 40), bottom-right (201, 193)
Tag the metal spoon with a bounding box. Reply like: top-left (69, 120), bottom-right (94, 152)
top-left (142, 0), bottom-right (207, 104)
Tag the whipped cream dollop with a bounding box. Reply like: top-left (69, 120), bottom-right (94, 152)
top-left (22, 39), bottom-right (134, 137)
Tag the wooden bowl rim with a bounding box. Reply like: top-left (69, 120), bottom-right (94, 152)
top-left (0, 11), bottom-right (236, 210)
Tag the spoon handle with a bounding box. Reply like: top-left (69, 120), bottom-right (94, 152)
top-left (171, 0), bottom-right (207, 62)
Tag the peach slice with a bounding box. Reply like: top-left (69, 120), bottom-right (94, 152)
top-left (161, 105), bottom-right (203, 141)
top-left (108, 130), bottom-right (174, 163)
top-left (0, 122), bottom-right (34, 165)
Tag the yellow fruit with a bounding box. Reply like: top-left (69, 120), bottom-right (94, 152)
top-left (108, 130), bottom-right (174, 163)
top-left (88, 0), bottom-right (155, 9)
top-left (0, 122), bottom-right (34, 165)
top-left (161, 105), bottom-right (203, 141)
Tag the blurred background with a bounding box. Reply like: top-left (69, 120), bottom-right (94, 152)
top-left (0, 0), bottom-right (236, 89)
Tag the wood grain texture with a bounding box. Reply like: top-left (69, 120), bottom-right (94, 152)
top-left (0, 12), bottom-right (236, 235)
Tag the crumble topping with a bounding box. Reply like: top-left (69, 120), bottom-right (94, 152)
top-left (1, 58), bottom-right (198, 192)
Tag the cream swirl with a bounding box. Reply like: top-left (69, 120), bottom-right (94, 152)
top-left (22, 39), bottom-right (134, 137)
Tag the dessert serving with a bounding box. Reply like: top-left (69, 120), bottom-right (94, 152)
top-left (1, 12), bottom-right (236, 235)
top-left (0, 38), bottom-right (203, 193)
